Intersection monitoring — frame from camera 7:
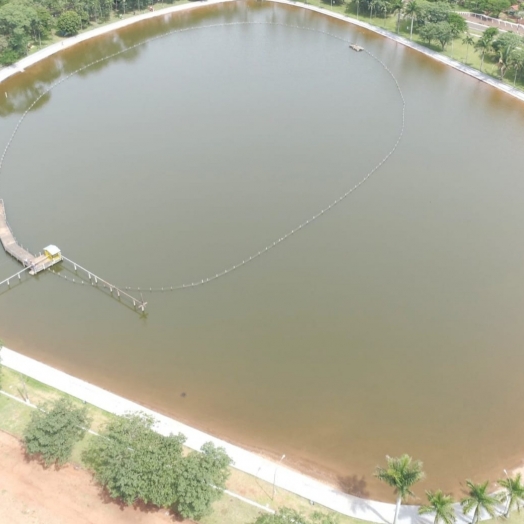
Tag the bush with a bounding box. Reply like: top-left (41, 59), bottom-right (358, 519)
top-left (83, 412), bottom-right (232, 519)
top-left (56, 11), bottom-right (82, 36)
top-left (175, 442), bottom-right (232, 520)
top-left (83, 413), bottom-right (186, 506)
top-left (0, 48), bottom-right (21, 65)
top-left (23, 397), bottom-right (91, 466)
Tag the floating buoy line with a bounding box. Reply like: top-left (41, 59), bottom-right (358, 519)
top-left (0, 20), bottom-right (406, 304)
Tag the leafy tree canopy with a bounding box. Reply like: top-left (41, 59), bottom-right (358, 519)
top-left (175, 441), bottom-right (232, 520)
top-left (23, 396), bottom-right (91, 467)
top-left (82, 412), bottom-right (186, 507)
top-left (56, 10), bottom-right (81, 36)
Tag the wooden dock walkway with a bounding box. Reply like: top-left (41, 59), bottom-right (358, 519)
top-left (0, 199), bottom-right (61, 275)
top-left (0, 198), bottom-right (147, 312)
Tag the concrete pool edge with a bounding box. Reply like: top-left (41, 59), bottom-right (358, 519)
top-left (1, 0), bottom-right (523, 103)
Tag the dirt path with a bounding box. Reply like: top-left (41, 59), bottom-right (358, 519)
top-left (0, 430), bottom-right (189, 524)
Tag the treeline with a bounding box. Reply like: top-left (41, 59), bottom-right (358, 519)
top-left (0, 0), bottom-right (178, 65)
top-left (345, 0), bottom-right (524, 86)
top-left (23, 398), bottom-right (232, 520)
top-left (20, 395), bottom-right (341, 523)
top-left (375, 454), bottom-right (523, 524)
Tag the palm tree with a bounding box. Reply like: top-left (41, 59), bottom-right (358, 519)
top-left (509, 50), bottom-right (524, 87)
top-left (404, 0), bottom-right (418, 40)
top-left (460, 480), bottom-right (498, 524)
top-left (474, 36), bottom-right (491, 72)
top-left (390, 0), bottom-right (404, 34)
top-left (498, 473), bottom-right (524, 517)
top-left (419, 490), bottom-right (456, 524)
top-left (462, 33), bottom-right (474, 65)
top-left (474, 27), bottom-right (498, 73)
top-left (375, 454), bottom-right (425, 524)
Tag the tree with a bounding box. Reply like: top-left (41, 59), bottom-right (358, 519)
top-left (447, 12), bottom-right (467, 57)
top-left (0, 0), bottom-right (39, 57)
top-left (404, 0), bottom-right (418, 39)
top-left (508, 48), bottom-right (524, 86)
top-left (484, 0), bottom-right (510, 17)
top-left (175, 442), bottom-right (232, 520)
top-left (434, 21), bottom-right (453, 50)
top-left (420, 22), bottom-right (439, 45)
top-left (252, 508), bottom-right (339, 524)
top-left (460, 480), bottom-right (499, 524)
top-left (390, 0), bottom-right (403, 33)
top-left (56, 10), bottom-right (81, 36)
top-left (82, 412), bottom-right (186, 507)
top-left (419, 490), bottom-right (456, 524)
top-left (492, 32), bottom-right (523, 79)
top-left (462, 33), bottom-right (474, 64)
top-left (31, 6), bottom-right (53, 46)
top-left (474, 28), bottom-right (498, 72)
top-left (498, 473), bottom-right (524, 517)
top-left (23, 397), bottom-right (91, 467)
top-left (374, 455), bottom-right (425, 524)
top-left (417, 1), bottom-right (450, 23)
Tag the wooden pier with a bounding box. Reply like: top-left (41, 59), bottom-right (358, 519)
top-left (0, 198), bottom-right (147, 312)
top-left (0, 199), bottom-right (61, 274)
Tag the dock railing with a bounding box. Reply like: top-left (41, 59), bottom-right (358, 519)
top-left (61, 256), bottom-right (147, 312)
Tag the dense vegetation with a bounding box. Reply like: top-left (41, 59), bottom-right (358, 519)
top-left (82, 412), bottom-right (232, 520)
top-left (0, 0), bottom-right (179, 64)
top-left (343, 0), bottom-right (524, 86)
top-left (23, 396), bottom-right (91, 466)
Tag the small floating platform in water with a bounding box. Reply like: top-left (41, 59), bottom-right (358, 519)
top-left (349, 44), bottom-right (364, 52)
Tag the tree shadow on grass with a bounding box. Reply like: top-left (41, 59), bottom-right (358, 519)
top-left (22, 450), bottom-right (69, 472)
top-left (97, 484), bottom-right (194, 522)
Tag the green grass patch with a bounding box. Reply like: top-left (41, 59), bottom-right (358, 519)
top-left (0, 394), bottom-right (33, 436)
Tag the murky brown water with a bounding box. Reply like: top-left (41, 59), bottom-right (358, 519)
top-left (2, 0), bottom-right (524, 501)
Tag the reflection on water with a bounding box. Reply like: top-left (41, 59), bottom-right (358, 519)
top-left (2, 1), bottom-right (524, 501)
